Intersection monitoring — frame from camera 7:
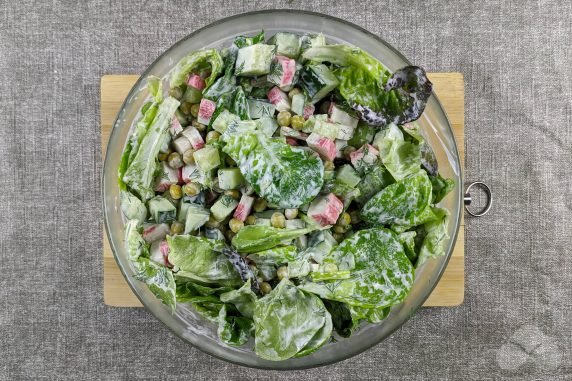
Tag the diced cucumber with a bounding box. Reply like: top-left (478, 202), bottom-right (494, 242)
top-left (254, 218), bottom-right (271, 226)
top-left (269, 32), bottom-right (301, 58)
top-left (305, 230), bottom-right (336, 263)
top-left (302, 114), bottom-right (328, 133)
top-left (324, 170), bottom-right (335, 181)
top-left (184, 204), bottom-right (210, 233)
top-left (193, 146), bottom-right (220, 172)
top-left (295, 235), bottom-right (307, 250)
top-left (336, 165), bottom-right (361, 188)
top-left (285, 219), bottom-right (305, 229)
top-left (313, 119), bottom-right (339, 140)
top-left (204, 227), bottom-right (225, 241)
top-left (212, 109), bottom-right (240, 133)
top-left (177, 201), bottom-right (191, 223)
top-left (120, 190), bottom-right (147, 224)
top-left (258, 116), bottom-right (279, 137)
top-left (247, 99), bottom-right (276, 119)
top-left (311, 34), bottom-right (326, 48)
top-left (218, 168), bottom-right (244, 190)
top-left (210, 195), bottom-right (239, 221)
top-left (182, 86), bottom-right (202, 104)
top-left (330, 104), bottom-right (358, 129)
top-left (299, 64), bottom-right (339, 103)
top-left (348, 122), bottom-right (376, 148)
top-left (300, 33), bottom-right (327, 58)
top-left (291, 93), bottom-right (305, 116)
top-left (148, 196), bottom-right (176, 224)
top-left (235, 44), bottom-right (276, 76)
top-left (335, 139), bottom-right (348, 158)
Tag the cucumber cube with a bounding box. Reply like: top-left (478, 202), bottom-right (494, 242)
top-left (299, 64), bottom-right (339, 103)
top-left (269, 32), bottom-right (301, 58)
top-left (285, 219), bottom-right (305, 229)
top-left (258, 116), bottom-right (279, 137)
top-left (302, 114), bottom-right (327, 133)
top-left (235, 44), bottom-right (276, 76)
top-left (193, 146), bottom-right (220, 172)
top-left (254, 218), bottom-right (271, 226)
top-left (313, 119), bottom-right (340, 140)
top-left (184, 205), bottom-right (210, 233)
top-left (330, 104), bottom-right (358, 129)
top-left (247, 99), bottom-right (276, 119)
top-left (218, 168), bottom-right (244, 190)
top-left (212, 109), bottom-right (240, 133)
top-left (148, 196), bottom-right (176, 224)
top-left (177, 201), bottom-right (191, 223)
top-left (336, 165), bottom-right (361, 188)
top-left (211, 195), bottom-right (239, 221)
top-left (291, 93), bottom-right (305, 116)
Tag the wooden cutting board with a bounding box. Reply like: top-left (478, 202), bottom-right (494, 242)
top-left (101, 73), bottom-right (465, 307)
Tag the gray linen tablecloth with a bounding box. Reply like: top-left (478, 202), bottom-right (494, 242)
top-left (1, 1), bottom-right (571, 379)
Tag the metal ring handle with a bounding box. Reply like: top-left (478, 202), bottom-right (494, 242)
top-left (464, 181), bottom-right (492, 217)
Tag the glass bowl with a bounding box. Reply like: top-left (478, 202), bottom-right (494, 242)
top-left (102, 10), bottom-right (462, 369)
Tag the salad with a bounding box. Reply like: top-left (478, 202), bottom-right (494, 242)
top-left (118, 30), bottom-right (454, 361)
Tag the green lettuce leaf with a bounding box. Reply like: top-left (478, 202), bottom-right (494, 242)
top-left (301, 45), bottom-right (431, 126)
top-left (118, 140), bottom-right (132, 191)
top-left (217, 304), bottom-right (254, 346)
top-left (223, 132), bottom-right (324, 208)
top-left (121, 76), bottom-right (163, 183)
top-left (231, 225), bottom-right (316, 254)
top-left (360, 171), bottom-right (433, 227)
top-left (175, 281), bottom-right (233, 302)
top-left (299, 228), bottom-right (414, 308)
top-left (323, 300), bottom-right (358, 338)
top-left (254, 279), bottom-right (328, 361)
top-left (417, 208), bottom-right (450, 265)
top-left (124, 219), bottom-right (149, 261)
top-left (294, 309), bottom-right (332, 357)
top-left (123, 97), bottom-right (180, 201)
top-left (374, 123), bottom-right (422, 181)
top-left (133, 257), bottom-right (176, 311)
top-left (166, 235), bottom-right (242, 287)
top-left (231, 86), bottom-right (250, 120)
top-left (246, 245), bottom-right (300, 265)
top-left (398, 231), bottom-right (418, 263)
top-left (348, 305), bottom-right (389, 324)
top-left (429, 174), bottom-right (455, 204)
top-left (169, 49), bottom-right (224, 89)
top-left (220, 279), bottom-right (257, 319)
top-left (120, 191), bottom-right (147, 225)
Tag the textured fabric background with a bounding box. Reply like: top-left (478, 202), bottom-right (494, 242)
top-left (1, 1), bottom-right (571, 380)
